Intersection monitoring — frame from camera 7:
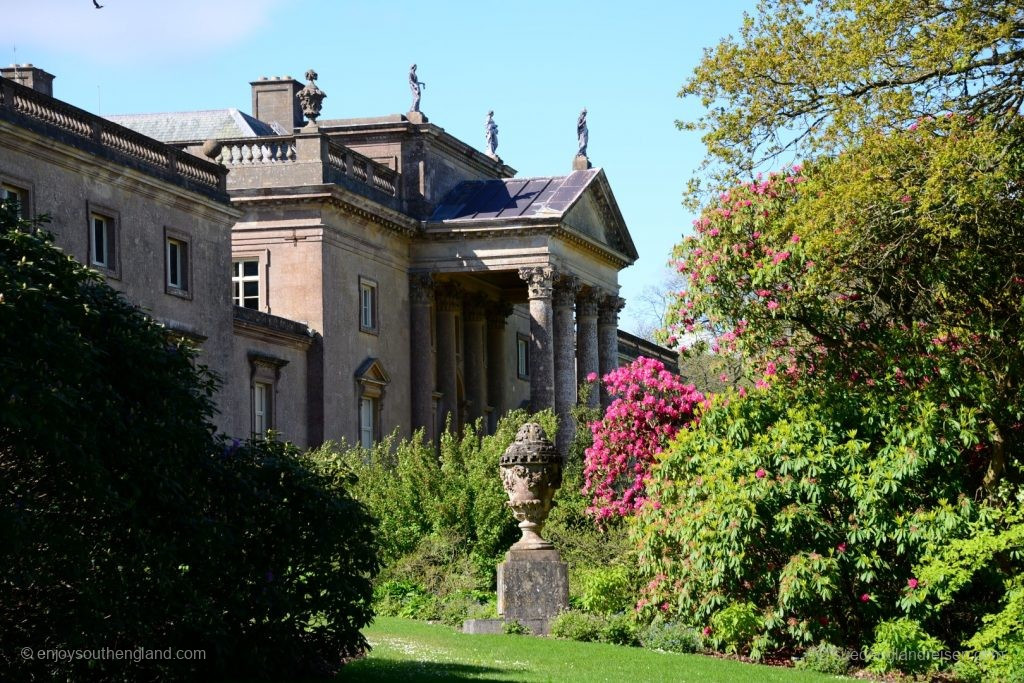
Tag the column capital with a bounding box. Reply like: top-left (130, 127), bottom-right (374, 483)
top-left (463, 292), bottom-right (489, 323)
top-left (518, 266), bottom-right (555, 300)
top-left (435, 282), bottom-right (464, 312)
top-left (409, 272), bottom-right (434, 305)
top-left (486, 299), bottom-right (515, 327)
top-left (552, 274), bottom-right (580, 308)
top-left (598, 294), bottom-right (625, 325)
top-left (576, 287), bottom-right (602, 318)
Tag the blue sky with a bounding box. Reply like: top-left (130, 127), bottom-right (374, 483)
top-left (4, 0), bottom-right (755, 333)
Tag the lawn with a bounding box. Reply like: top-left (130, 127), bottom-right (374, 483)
top-left (337, 617), bottom-right (848, 682)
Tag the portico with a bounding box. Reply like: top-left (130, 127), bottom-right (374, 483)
top-left (407, 168), bottom-right (637, 456)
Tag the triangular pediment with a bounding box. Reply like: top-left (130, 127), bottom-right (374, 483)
top-left (354, 357), bottom-right (390, 386)
top-left (561, 171), bottom-right (638, 262)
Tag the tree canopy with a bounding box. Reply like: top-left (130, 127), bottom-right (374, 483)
top-left (682, 0), bottom-right (1024, 178)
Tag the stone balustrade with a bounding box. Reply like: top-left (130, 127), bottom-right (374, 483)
top-left (212, 137), bottom-right (298, 166)
top-left (202, 133), bottom-right (400, 201)
top-left (0, 75), bottom-right (226, 198)
top-left (325, 140), bottom-right (399, 198)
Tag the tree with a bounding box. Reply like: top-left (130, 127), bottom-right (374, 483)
top-left (0, 206), bottom-right (378, 680)
top-left (665, 115), bottom-right (1024, 494)
top-left (682, 0), bottom-right (1024, 180)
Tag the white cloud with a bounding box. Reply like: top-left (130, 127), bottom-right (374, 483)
top-left (2, 0), bottom-right (287, 64)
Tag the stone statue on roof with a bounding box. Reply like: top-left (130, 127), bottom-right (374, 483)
top-left (409, 64), bottom-right (426, 113)
top-left (576, 108), bottom-right (589, 158)
top-left (485, 110), bottom-right (499, 158)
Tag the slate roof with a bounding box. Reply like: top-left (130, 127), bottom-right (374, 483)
top-left (428, 168), bottom-right (601, 222)
top-left (105, 109), bottom-right (284, 143)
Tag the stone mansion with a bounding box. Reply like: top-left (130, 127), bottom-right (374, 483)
top-left (0, 65), bottom-right (675, 454)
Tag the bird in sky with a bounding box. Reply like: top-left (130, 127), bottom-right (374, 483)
top-left (92, 0), bottom-right (104, 8)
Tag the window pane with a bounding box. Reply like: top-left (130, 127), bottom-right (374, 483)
top-left (233, 261), bottom-right (241, 278)
top-left (168, 240), bottom-right (183, 288)
top-left (360, 398), bottom-right (374, 449)
top-left (243, 260), bottom-right (258, 277)
top-left (92, 217), bottom-right (106, 266)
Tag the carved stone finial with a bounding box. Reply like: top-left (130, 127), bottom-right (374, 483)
top-left (296, 69), bottom-right (326, 127)
top-left (485, 110), bottom-right (500, 160)
top-left (499, 423), bottom-right (563, 550)
top-left (518, 266), bottom-right (554, 300)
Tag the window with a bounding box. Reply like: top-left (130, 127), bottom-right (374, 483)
top-left (232, 259), bottom-right (260, 309)
top-left (86, 203), bottom-right (120, 278)
top-left (359, 397), bottom-right (376, 449)
top-left (517, 333), bottom-right (530, 379)
top-left (1, 184), bottom-right (27, 217)
top-left (253, 381), bottom-right (272, 436)
top-left (355, 357), bottom-right (390, 449)
top-left (359, 277), bottom-right (378, 333)
top-left (90, 214), bottom-right (114, 269)
top-left (164, 228), bottom-right (191, 297)
top-left (248, 353), bottom-right (287, 440)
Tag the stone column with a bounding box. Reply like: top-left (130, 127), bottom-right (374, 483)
top-left (463, 293), bottom-right (488, 426)
top-left (435, 282), bottom-right (462, 434)
top-left (409, 274), bottom-right (435, 440)
top-left (576, 287), bottom-right (601, 409)
top-left (597, 294), bottom-right (625, 409)
top-left (518, 266), bottom-right (555, 412)
top-left (486, 300), bottom-right (514, 430)
top-left (552, 275), bottom-right (579, 458)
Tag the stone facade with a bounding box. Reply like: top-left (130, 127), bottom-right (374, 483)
top-left (1, 66), bottom-right (674, 452)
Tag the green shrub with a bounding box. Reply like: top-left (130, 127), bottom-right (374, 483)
top-left (600, 613), bottom-right (641, 646)
top-left (0, 211), bottom-right (379, 680)
top-left (503, 619), bottom-right (529, 635)
top-left (867, 618), bottom-right (945, 675)
top-left (577, 566), bottom-right (635, 615)
top-left (793, 643), bottom-right (850, 675)
top-left (642, 621), bottom-right (704, 654)
top-left (549, 610), bottom-right (604, 642)
top-left (709, 602), bottom-right (760, 655)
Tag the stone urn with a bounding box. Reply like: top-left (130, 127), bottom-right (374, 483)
top-left (499, 423), bottom-right (562, 550)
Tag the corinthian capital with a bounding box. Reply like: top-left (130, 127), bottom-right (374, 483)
top-left (597, 294), bottom-right (625, 325)
top-left (552, 274), bottom-right (580, 308)
top-left (409, 272), bottom-right (434, 305)
top-left (518, 266), bottom-right (554, 300)
top-left (576, 287), bottom-right (602, 318)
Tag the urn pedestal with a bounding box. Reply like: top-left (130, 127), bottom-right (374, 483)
top-left (495, 423), bottom-right (568, 635)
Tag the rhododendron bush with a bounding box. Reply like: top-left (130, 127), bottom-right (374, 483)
top-left (582, 357), bottom-right (703, 519)
top-left (632, 117), bottom-right (1024, 661)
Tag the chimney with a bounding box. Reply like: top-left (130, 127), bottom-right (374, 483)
top-left (250, 76), bottom-right (304, 132)
top-left (1, 64), bottom-right (55, 96)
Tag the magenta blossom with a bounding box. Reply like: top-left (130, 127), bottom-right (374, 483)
top-left (907, 578), bottom-right (919, 589)
top-left (755, 468), bottom-right (767, 479)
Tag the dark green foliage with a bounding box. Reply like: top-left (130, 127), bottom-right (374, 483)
top-left (642, 621), bottom-right (704, 654)
top-left (793, 643), bottom-right (850, 675)
top-left (600, 614), bottom-right (641, 647)
top-left (0, 209), bottom-right (378, 680)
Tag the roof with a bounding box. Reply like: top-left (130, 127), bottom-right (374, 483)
top-left (428, 168), bottom-right (601, 222)
top-left (105, 109), bottom-right (284, 143)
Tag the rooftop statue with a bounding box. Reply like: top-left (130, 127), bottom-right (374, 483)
top-left (576, 108), bottom-right (588, 158)
top-left (409, 64), bottom-right (426, 113)
top-left (485, 110), bottom-right (499, 158)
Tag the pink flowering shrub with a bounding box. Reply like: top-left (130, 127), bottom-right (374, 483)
top-left (632, 116), bottom-right (1024, 660)
top-left (582, 357), bottom-right (703, 519)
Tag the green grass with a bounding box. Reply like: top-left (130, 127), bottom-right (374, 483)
top-left (338, 617), bottom-right (847, 682)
